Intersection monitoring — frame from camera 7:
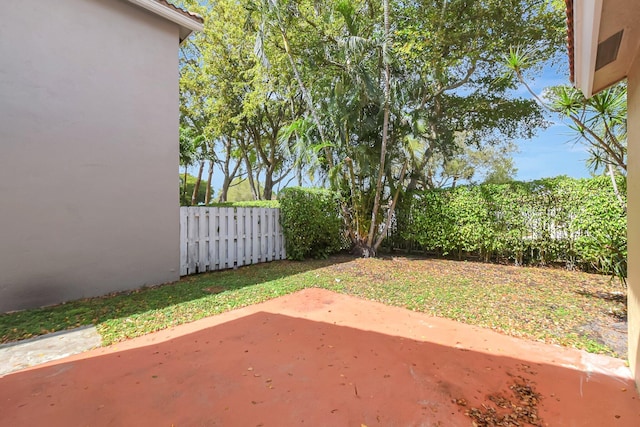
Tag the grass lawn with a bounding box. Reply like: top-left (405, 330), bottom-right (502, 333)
top-left (0, 255), bottom-right (627, 357)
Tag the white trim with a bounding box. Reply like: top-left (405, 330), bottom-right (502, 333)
top-left (574, 0), bottom-right (603, 98)
top-left (125, 0), bottom-right (203, 36)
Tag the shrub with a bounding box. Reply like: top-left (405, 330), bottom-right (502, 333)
top-left (209, 200), bottom-right (280, 208)
top-left (392, 176), bottom-right (626, 280)
top-left (569, 177), bottom-right (627, 282)
top-left (278, 187), bottom-right (343, 260)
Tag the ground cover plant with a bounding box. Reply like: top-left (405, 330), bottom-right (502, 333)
top-left (0, 256), bottom-right (626, 358)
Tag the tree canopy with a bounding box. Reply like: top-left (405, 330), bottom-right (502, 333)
top-left (177, 0), bottom-right (566, 253)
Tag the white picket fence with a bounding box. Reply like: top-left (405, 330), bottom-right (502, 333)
top-left (180, 206), bottom-right (286, 276)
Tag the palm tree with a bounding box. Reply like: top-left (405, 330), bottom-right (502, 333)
top-left (504, 47), bottom-right (627, 211)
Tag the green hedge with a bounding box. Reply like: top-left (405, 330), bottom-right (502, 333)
top-left (208, 200), bottom-right (280, 208)
top-left (392, 176), bottom-right (626, 279)
top-left (278, 187), bottom-right (344, 260)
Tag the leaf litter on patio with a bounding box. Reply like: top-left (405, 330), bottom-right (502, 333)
top-left (460, 377), bottom-right (543, 427)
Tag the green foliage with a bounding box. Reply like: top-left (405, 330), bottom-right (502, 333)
top-left (209, 200), bottom-right (279, 208)
top-left (178, 0), bottom-right (565, 253)
top-left (179, 126), bottom-right (201, 167)
top-left (393, 176), bottom-right (626, 283)
top-left (226, 178), bottom-right (264, 202)
top-left (278, 187), bottom-right (344, 260)
top-left (548, 83), bottom-right (627, 174)
top-left (180, 174), bottom-right (212, 206)
top-left (571, 178), bottom-right (627, 284)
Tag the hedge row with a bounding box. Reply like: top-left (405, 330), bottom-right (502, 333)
top-left (208, 200), bottom-right (280, 208)
top-left (278, 187), bottom-right (344, 260)
top-left (390, 176), bottom-right (626, 278)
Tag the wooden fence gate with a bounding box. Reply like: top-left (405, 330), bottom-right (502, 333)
top-left (179, 206), bottom-right (286, 276)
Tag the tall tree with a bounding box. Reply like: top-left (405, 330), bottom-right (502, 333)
top-left (426, 137), bottom-right (519, 188)
top-left (177, 0), bottom-right (564, 254)
top-left (179, 0), bottom-right (255, 202)
top-left (272, 0), bottom-right (563, 255)
top-left (180, 0), bottom-right (303, 201)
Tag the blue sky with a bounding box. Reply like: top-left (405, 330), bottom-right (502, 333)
top-left (514, 123), bottom-right (591, 181)
top-left (510, 65), bottom-right (593, 182)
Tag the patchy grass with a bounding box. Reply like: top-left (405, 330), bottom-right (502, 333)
top-left (0, 259), bottom-right (335, 346)
top-left (0, 255), bottom-right (626, 357)
top-left (320, 256), bottom-right (626, 357)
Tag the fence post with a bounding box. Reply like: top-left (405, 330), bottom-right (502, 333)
top-left (179, 208), bottom-right (188, 275)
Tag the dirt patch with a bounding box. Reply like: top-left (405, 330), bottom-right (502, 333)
top-left (576, 319), bottom-right (628, 358)
top-left (203, 286), bottom-right (226, 294)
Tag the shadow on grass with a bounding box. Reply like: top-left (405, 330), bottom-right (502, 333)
top-left (575, 289), bottom-right (627, 304)
top-left (0, 256), bottom-right (354, 344)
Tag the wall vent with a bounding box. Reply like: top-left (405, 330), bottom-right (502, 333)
top-left (596, 30), bottom-right (624, 71)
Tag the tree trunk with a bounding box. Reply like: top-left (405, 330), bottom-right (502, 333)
top-left (182, 167), bottom-right (189, 206)
top-left (249, 170), bottom-right (260, 200)
top-left (351, 238), bottom-right (376, 258)
top-left (263, 172), bottom-right (273, 200)
top-left (242, 153), bottom-right (260, 200)
top-left (374, 161), bottom-right (408, 252)
top-left (205, 159), bottom-right (214, 204)
top-left (218, 175), bottom-right (230, 202)
top-left (607, 163), bottom-right (627, 213)
top-left (191, 160), bottom-right (205, 205)
top-left (218, 155), bottom-right (242, 202)
top-left (365, 0), bottom-right (391, 251)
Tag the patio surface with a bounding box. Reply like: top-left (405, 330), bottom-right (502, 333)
top-left (1, 288), bottom-right (639, 426)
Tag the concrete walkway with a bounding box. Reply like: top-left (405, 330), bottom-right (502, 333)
top-left (0, 325), bottom-right (101, 376)
top-left (1, 288), bottom-right (639, 426)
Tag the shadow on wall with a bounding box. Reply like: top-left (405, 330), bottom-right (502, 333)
top-left (1, 278), bottom-right (81, 313)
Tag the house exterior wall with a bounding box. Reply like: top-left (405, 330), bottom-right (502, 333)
top-left (0, 0), bottom-right (181, 312)
top-left (628, 48), bottom-right (640, 384)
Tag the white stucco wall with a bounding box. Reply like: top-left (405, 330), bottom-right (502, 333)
top-left (627, 47), bottom-right (640, 384)
top-left (0, 0), bottom-right (181, 311)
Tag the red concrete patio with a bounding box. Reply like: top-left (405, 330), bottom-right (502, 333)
top-left (1, 288), bottom-right (639, 426)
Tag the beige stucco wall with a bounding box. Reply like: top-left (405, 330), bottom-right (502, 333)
top-left (628, 46), bottom-right (640, 384)
top-left (0, 0), bottom-right (181, 312)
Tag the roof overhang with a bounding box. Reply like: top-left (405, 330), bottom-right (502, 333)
top-left (571, 0), bottom-right (602, 97)
top-left (567, 0), bottom-right (640, 97)
top-left (125, 0), bottom-right (203, 43)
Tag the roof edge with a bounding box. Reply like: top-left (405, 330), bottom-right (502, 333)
top-left (569, 0), bottom-right (603, 98)
top-left (126, 0), bottom-right (204, 42)
top-left (565, 0), bottom-right (575, 83)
